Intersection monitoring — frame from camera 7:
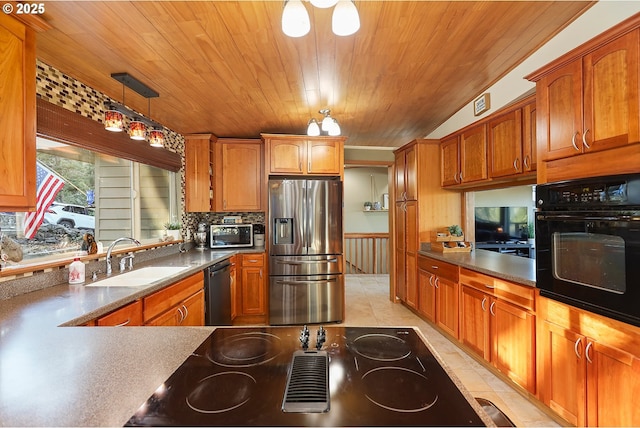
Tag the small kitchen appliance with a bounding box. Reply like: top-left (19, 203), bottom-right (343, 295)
top-left (209, 224), bottom-right (253, 249)
top-left (194, 222), bottom-right (208, 251)
top-left (125, 326), bottom-right (487, 426)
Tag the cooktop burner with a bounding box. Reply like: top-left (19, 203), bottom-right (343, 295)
top-left (206, 331), bottom-right (282, 367)
top-left (126, 327), bottom-right (487, 426)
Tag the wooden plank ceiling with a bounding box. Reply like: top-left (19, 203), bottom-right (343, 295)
top-left (35, 1), bottom-right (593, 147)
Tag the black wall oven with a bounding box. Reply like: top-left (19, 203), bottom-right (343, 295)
top-left (536, 174), bottom-right (640, 327)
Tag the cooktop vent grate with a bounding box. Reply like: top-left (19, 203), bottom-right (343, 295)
top-left (282, 350), bottom-right (330, 413)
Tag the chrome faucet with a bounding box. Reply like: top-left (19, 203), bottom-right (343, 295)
top-left (106, 237), bottom-right (141, 276)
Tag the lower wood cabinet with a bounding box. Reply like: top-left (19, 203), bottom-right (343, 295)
top-left (538, 296), bottom-right (640, 427)
top-left (143, 271), bottom-right (205, 326)
top-left (417, 255), bottom-right (459, 338)
top-left (234, 253), bottom-right (267, 323)
top-left (459, 268), bottom-right (536, 393)
top-left (96, 299), bottom-right (143, 326)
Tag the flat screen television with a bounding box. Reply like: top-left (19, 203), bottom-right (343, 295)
top-left (474, 206), bottom-right (528, 243)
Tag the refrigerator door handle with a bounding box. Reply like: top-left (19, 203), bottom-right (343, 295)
top-left (276, 258), bottom-right (339, 265)
top-left (275, 278), bottom-right (338, 285)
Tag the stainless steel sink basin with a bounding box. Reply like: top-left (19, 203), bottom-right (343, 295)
top-left (85, 266), bottom-right (191, 287)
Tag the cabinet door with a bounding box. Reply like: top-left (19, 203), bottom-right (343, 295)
top-left (394, 202), bottom-right (406, 302)
top-left (184, 136), bottom-right (213, 212)
top-left (404, 201), bottom-right (418, 308)
top-left (268, 139), bottom-right (306, 174)
top-left (0, 14), bottom-right (36, 211)
top-left (460, 124), bottom-right (487, 183)
top-left (97, 300), bottom-right (143, 326)
top-left (459, 285), bottom-right (490, 360)
top-left (491, 299), bottom-right (536, 393)
top-left (217, 141), bottom-right (262, 211)
top-left (586, 340), bottom-right (640, 427)
top-left (522, 100), bottom-right (537, 172)
top-left (540, 321), bottom-right (586, 427)
top-left (583, 30), bottom-right (640, 153)
top-left (488, 109), bottom-right (523, 178)
top-left (308, 140), bottom-right (342, 175)
top-left (404, 145), bottom-right (417, 200)
top-left (394, 151), bottom-right (406, 201)
top-left (537, 59), bottom-right (584, 161)
top-left (241, 266), bottom-right (265, 315)
top-left (418, 269), bottom-right (436, 322)
top-left (436, 276), bottom-right (459, 338)
top-left (180, 289), bottom-right (205, 326)
top-left (440, 136), bottom-right (460, 187)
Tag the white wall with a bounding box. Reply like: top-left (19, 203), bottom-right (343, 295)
top-left (427, 1), bottom-right (640, 139)
top-left (344, 167), bottom-right (389, 233)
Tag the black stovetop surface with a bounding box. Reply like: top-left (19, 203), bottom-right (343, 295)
top-left (126, 326), bottom-right (485, 426)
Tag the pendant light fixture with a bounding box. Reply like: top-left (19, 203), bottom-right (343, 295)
top-left (307, 109), bottom-right (341, 136)
top-left (104, 110), bottom-right (124, 132)
top-left (128, 120), bottom-right (146, 140)
top-left (282, 0), bottom-right (359, 37)
top-left (148, 129), bottom-right (165, 147)
top-left (282, 0), bottom-right (310, 38)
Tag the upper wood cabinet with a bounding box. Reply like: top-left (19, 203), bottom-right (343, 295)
top-left (0, 13), bottom-right (37, 211)
top-left (488, 109), bottom-right (523, 178)
top-left (527, 16), bottom-right (640, 183)
top-left (440, 125), bottom-right (487, 187)
top-left (440, 136), bottom-right (460, 187)
top-left (262, 134), bottom-right (345, 177)
top-left (395, 145), bottom-right (417, 201)
top-left (214, 139), bottom-right (263, 212)
top-left (184, 134), bottom-right (214, 212)
top-left (522, 99), bottom-right (537, 173)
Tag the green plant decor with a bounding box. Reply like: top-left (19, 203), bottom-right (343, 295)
top-left (164, 222), bottom-right (182, 230)
top-left (448, 224), bottom-right (463, 237)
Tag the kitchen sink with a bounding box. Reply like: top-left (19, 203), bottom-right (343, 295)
top-left (85, 266), bottom-right (191, 287)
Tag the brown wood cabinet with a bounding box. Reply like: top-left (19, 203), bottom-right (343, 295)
top-left (527, 16), bottom-right (640, 183)
top-left (214, 139), bottom-right (263, 212)
top-left (459, 268), bottom-right (536, 393)
top-left (522, 98), bottom-right (537, 173)
top-left (538, 296), bottom-right (640, 427)
top-left (96, 299), bottom-right (143, 326)
top-left (440, 124), bottom-right (487, 187)
top-left (234, 253), bottom-right (267, 322)
top-left (393, 140), bottom-right (461, 309)
top-left (184, 134), bottom-right (215, 212)
top-left (262, 134), bottom-right (345, 177)
top-left (0, 13), bottom-right (37, 211)
top-left (488, 109), bottom-right (523, 178)
top-left (143, 271), bottom-right (205, 325)
top-left (417, 255), bottom-right (459, 338)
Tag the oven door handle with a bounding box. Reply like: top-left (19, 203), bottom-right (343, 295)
top-left (537, 213), bottom-right (640, 222)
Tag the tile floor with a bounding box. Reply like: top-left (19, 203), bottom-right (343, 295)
top-left (341, 274), bottom-right (561, 428)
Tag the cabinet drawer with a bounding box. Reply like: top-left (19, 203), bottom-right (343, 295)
top-left (97, 299), bottom-right (143, 326)
top-left (418, 256), bottom-right (458, 281)
top-left (242, 253), bottom-right (264, 267)
top-left (460, 268), bottom-right (496, 294)
top-left (143, 271), bottom-right (204, 322)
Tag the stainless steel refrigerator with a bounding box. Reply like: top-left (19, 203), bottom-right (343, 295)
top-left (268, 178), bottom-right (344, 325)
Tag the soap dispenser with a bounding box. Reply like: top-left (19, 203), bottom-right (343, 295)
top-left (69, 255), bottom-right (85, 284)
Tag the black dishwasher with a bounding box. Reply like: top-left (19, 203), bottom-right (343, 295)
top-left (204, 259), bottom-right (232, 325)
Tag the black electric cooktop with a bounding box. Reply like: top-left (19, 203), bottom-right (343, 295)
top-left (126, 326), bottom-right (486, 426)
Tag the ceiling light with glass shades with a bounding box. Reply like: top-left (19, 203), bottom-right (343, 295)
top-left (307, 109), bottom-right (341, 136)
top-left (282, 0), bottom-right (360, 38)
top-left (103, 72), bottom-right (165, 148)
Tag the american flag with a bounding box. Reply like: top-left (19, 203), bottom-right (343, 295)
top-left (23, 162), bottom-right (65, 239)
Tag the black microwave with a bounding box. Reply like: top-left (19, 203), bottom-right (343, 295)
top-left (535, 174), bottom-right (640, 327)
top-left (210, 224), bottom-right (253, 249)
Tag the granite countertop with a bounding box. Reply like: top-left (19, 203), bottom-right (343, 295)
top-left (0, 249), bottom-right (240, 427)
top-left (418, 245), bottom-right (536, 287)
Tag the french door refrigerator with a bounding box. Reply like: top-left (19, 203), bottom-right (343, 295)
top-left (268, 178), bottom-right (344, 325)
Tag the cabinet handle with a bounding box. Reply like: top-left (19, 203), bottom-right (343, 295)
top-left (481, 297), bottom-right (487, 312)
top-left (489, 301), bottom-right (496, 316)
top-left (459, 171), bottom-right (464, 182)
top-left (454, 173), bottom-right (459, 184)
top-left (523, 155), bottom-right (530, 170)
top-left (571, 132), bottom-right (580, 151)
top-left (434, 277), bottom-right (440, 289)
top-left (431, 265), bottom-right (439, 270)
top-left (484, 284), bottom-right (495, 289)
top-left (513, 158), bottom-right (520, 172)
top-left (177, 307), bottom-right (185, 324)
top-left (574, 337), bottom-right (583, 359)
top-left (223, 200), bottom-right (227, 209)
top-left (308, 160), bottom-right (311, 171)
top-left (115, 319), bottom-right (131, 327)
top-left (582, 129), bottom-right (591, 150)
top-left (585, 341), bottom-right (593, 363)
top-left (429, 275), bottom-right (434, 287)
